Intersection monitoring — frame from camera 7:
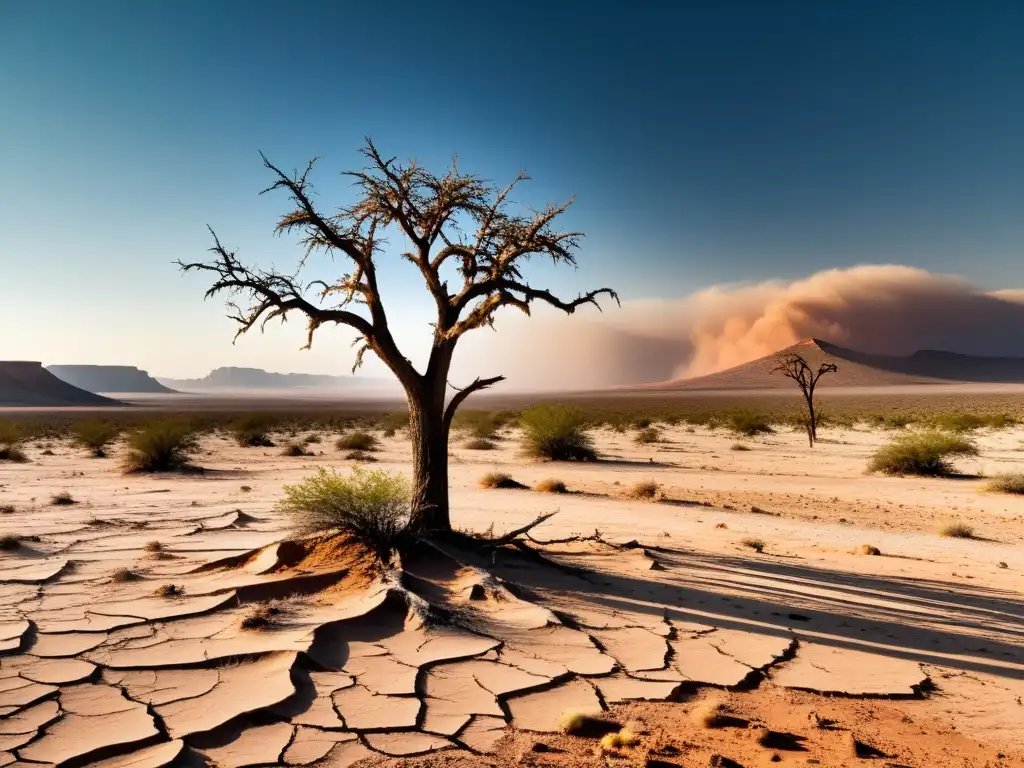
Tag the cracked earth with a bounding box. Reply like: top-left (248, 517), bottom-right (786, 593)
top-left (1, 424), bottom-right (1023, 767)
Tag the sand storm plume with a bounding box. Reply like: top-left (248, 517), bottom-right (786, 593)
top-left (454, 265), bottom-right (1024, 389)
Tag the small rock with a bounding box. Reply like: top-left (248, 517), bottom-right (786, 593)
top-left (530, 742), bottom-right (553, 753)
top-left (708, 755), bottom-right (743, 768)
top-left (998, 562), bottom-right (1008, 569)
top-left (467, 584), bottom-right (486, 600)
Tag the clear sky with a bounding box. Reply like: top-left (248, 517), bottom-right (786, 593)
top-left (2, 1), bottom-right (1023, 378)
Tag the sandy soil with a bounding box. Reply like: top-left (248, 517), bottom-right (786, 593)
top-left (1, 423), bottom-right (1022, 767)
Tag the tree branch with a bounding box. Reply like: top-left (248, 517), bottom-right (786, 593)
top-left (443, 375), bottom-right (506, 429)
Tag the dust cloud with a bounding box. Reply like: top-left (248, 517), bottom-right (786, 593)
top-left (452, 265), bottom-right (1024, 390)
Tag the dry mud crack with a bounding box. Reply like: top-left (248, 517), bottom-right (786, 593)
top-left (4, 522), bottom-right (1013, 768)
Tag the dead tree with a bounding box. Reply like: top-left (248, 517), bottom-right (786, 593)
top-left (770, 352), bottom-right (838, 447)
top-left (178, 140), bottom-right (617, 534)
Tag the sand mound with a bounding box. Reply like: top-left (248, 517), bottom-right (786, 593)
top-left (0, 361), bottom-right (122, 406)
top-left (645, 338), bottom-right (1024, 390)
top-left (46, 365), bottom-right (176, 394)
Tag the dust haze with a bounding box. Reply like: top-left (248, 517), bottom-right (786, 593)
top-left (453, 265), bottom-right (1024, 390)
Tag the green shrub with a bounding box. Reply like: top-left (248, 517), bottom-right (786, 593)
top-left (632, 417), bottom-right (653, 429)
top-left (231, 414), bottom-right (276, 447)
top-left (520, 404), bottom-right (597, 461)
top-left (867, 432), bottom-right (978, 477)
top-left (869, 412), bottom-right (912, 429)
top-left (123, 420), bottom-right (200, 472)
top-left (277, 467), bottom-right (410, 561)
top-left (453, 411), bottom-right (503, 440)
top-left (71, 420), bottom-right (121, 457)
top-left (984, 473), bottom-right (1024, 494)
top-left (726, 411), bottom-right (773, 437)
top-left (634, 427), bottom-right (660, 445)
top-left (929, 412), bottom-right (1016, 432)
top-left (336, 431), bottom-right (379, 452)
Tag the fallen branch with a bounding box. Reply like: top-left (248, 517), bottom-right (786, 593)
top-left (490, 511), bottom-right (559, 546)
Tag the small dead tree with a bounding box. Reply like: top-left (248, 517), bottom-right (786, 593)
top-left (771, 352), bottom-right (838, 447)
top-left (178, 140), bottom-right (617, 534)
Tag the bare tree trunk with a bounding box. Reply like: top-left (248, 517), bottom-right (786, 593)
top-left (805, 394), bottom-right (816, 447)
top-left (406, 384), bottom-right (451, 533)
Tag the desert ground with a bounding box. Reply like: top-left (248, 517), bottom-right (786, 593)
top-left (1, 414), bottom-right (1023, 768)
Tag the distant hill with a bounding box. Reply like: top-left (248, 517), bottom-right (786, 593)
top-left (158, 366), bottom-right (398, 392)
top-left (47, 365), bottom-right (176, 394)
top-left (0, 361), bottom-right (122, 406)
top-left (643, 338), bottom-right (1024, 391)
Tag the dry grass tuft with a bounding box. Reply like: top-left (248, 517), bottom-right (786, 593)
top-left (336, 431), bottom-right (379, 452)
top-left (464, 437), bottom-right (496, 450)
top-left (281, 442), bottom-right (309, 457)
top-left (479, 472), bottom-right (527, 490)
top-left (983, 473), bottom-right (1024, 494)
top-left (520, 404), bottom-right (597, 462)
top-left (690, 698), bottom-right (727, 728)
top-left (634, 427), bottom-right (660, 445)
top-left (51, 491), bottom-right (76, 505)
top-left (535, 478), bottom-right (568, 494)
top-left (154, 584), bottom-right (184, 598)
top-left (144, 540), bottom-right (163, 553)
top-left (741, 538), bottom-right (766, 553)
top-left (123, 420), bottom-right (199, 473)
top-left (730, 442), bottom-right (751, 451)
top-left (599, 726), bottom-right (641, 753)
top-left (859, 544), bottom-right (881, 556)
top-left (558, 710), bottom-right (619, 737)
top-left (111, 568), bottom-right (140, 583)
top-left (344, 450), bottom-right (378, 462)
top-left (71, 420), bottom-right (121, 457)
top-left (939, 522), bottom-right (975, 539)
top-left (240, 602), bottom-right (282, 629)
top-left (628, 480), bottom-right (660, 500)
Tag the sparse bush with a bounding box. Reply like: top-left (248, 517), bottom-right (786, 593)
top-left (520, 404), bottom-right (597, 462)
top-left (277, 467), bottom-right (410, 561)
top-left (633, 417), bottom-right (654, 429)
top-left (867, 432), bottom-right (978, 477)
top-left (123, 420), bottom-right (200, 472)
top-left (155, 584), bottom-right (184, 597)
top-left (726, 410), bottom-right (773, 437)
top-left (464, 437), bottom-right (496, 450)
top-left (730, 442), bottom-right (751, 451)
top-left (939, 522), bottom-right (975, 539)
top-left (0, 421), bottom-right (28, 463)
top-left (741, 538), bottom-right (766, 553)
top-left (304, 433), bottom-right (322, 445)
top-left (983, 473), bottom-right (1024, 494)
top-left (336, 431), bottom-right (379, 452)
top-left (628, 481), bottom-right (660, 500)
top-left (282, 442), bottom-right (309, 457)
top-left (634, 427), bottom-right (660, 445)
top-left (536, 478), bottom-right (568, 494)
top-left (51, 491), bottom-right (76, 505)
top-left (145, 540), bottom-right (163, 553)
top-left (71, 420), bottom-right (121, 457)
top-left (231, 414), bottom-right (276, 447)
top-left (859, 544), bottom-right (881, 556)
top-left (928, 412), bottom-right (986, 433)
top-left (111, 568), bottom-right (140, 583)
top-left (479, 472), bottom-right (526, 490)
top-left (869, 412), bottom-right (912, 429)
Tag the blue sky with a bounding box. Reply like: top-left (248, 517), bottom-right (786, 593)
top-left (1, 1), bottom-right (1022, 377)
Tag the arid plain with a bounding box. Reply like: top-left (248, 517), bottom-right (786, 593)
top-left (1, 405), bottom-right (1022, 768)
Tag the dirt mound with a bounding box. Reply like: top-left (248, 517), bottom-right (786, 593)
top-left (643, 338), bottom-right (1024, 391)
top-left (46, 364), bottom-right (177, 394)
top-left (0, 361), bottom-right (123, 406)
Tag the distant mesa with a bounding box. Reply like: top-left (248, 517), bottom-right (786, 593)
top-left (644, 338), bottom-right (1024, 391)
top-left (47, 364), bottom-right (177, 394)
top-left (0, 361), bottom-right (123, 407)
top-left (157, 366), bottom-right (398, 392)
